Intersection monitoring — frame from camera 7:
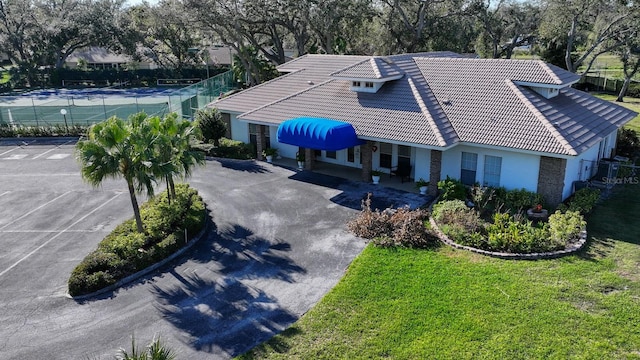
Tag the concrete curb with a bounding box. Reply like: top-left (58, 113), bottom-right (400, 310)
top-left (67, 214), bottom-right (211, 301)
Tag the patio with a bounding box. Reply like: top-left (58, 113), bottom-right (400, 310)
top-left (271, 157), bottom-right (419, 194)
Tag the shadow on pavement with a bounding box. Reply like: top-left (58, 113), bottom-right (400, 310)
top-left (216, 158), bottom-right (272, 174)
top-left (151, 272), bottom-right (297, 356)
top-left (289, 171), bottom-right (431, 210)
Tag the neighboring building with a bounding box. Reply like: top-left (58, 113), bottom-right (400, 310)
top-left (210, 52), bottom-right (637, 205)
top-left (66, 47), bottom-right (157, 70)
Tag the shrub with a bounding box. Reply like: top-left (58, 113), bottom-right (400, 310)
top-left (494, 188), bottom-right (543, 214)
top-left (432, 200), bottom-right (481, 232)
top-left (437, 176), bottom-right (466, 201)
top-left (348, 194), bottom-right (436, 248)
top-left (68, 184), bottom-right (206, 296)
top-left (486, 213), bottom-right (553, 253)
top-left (195, 108), bottom-right (227, 146)
top-left (208, 137), bottom-right (254, 159)
top-left (566, 188), bottom-right (600, 214)
top-left (549, 210), bottom-right (585, 244)
top-left (616, 128), bottom-right (640, 159)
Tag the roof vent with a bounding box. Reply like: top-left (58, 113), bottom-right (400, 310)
top-left (307, 80), bottom-right (314, 85)
top-left (442, 99), bottom-right (452, 105)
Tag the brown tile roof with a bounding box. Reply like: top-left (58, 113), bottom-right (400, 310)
top-left (214, 53), bottom-right (637, 156)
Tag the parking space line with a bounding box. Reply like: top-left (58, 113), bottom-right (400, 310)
top-left (0, 229), bottom-right (107, 233)
top-left (0, 191), bottom-right (72, 231)
top-left (0, 191), bottom-right (9, 198)
top-left (32, 147), bottom-right (59, 160)
top-left (0, 192), bottom-right (123, 278)
top-left (0, 147), bottom-right (20, 157)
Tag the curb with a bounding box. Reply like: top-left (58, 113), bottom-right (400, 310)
top-left (67, 215), bottom-right (211, 301)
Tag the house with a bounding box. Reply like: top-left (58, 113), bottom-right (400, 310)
top-left (210, 52), bottom-right (637, 205)
top-left (66, 47), bottom-right (157, 70)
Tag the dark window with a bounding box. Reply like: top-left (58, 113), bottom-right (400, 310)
top-left (326, 150), bottom-right (336, 159)
top-left (460, 152), bottom-right (477, 186)
top-left (365, 82), bottom-right (374, 88)
top-left (379, 142), bottom-right (392, 168)
top-left (347, 147), bottom-right (355, 162)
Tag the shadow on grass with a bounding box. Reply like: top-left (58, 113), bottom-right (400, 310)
top-left (236, 327), bottom-right (304, 359)
top-left (217, 158), bottom-right (271, 173)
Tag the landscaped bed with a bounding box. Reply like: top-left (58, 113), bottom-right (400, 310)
top-left (68, 184), bottom-right (206, 297)
top-left (238, 184), bottom-right (640, 359)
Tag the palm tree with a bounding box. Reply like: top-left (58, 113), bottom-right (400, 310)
top-left (75, 115), bottom-right (156, 233)
top-left (150, 113), bottom-right (204, 202)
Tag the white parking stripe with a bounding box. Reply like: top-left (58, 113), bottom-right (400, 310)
top-left (32, 147), bottom-right (59, 160)
top-left (0, 191), bottom-right (72, 231)
top-left (0, 192), bottom-right (122, 278)
top-left (0, 191), bottom-right (9, 198)
top-left (46, 154), bottom-right (71, 160)
top-left (0, 147), bottom-right (20, 157)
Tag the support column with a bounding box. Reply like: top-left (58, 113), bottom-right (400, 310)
top-left (304, 148), bottom-right (314, 170)
top-left (537, 156), bottom-right (566, 207)
top-left (361, 141), bottom-right (373, 182)
top-left (429, 150), bottom-right (442, 197)
top-left (256, 125), bottom-right (267, 161)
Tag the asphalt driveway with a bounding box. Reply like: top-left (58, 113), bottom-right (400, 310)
top-left (0, 142), bottom-right (426, 359)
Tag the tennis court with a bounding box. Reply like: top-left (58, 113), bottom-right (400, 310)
top-left (0, 71), bottom-right (234, 127)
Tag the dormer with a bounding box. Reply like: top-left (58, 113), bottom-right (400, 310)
top-left (512, 61), bottom-right (581, 99)
top-left (330, 57), bottom-right (404, 93)
top-left (512, 81), bottom-right (574, 99)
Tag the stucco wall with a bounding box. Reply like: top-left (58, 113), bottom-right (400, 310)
top-left (441, 145), bottom-right (540, 191)
top-left (414, 148), bottom-right (431, 182)
top-left (229, 114), bottom-right (249, 144)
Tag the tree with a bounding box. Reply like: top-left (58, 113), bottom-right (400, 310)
top-left (150, 113), bottom-right (205, 201)
top-left (195, 107), bottom-right (227, 146)
top-left (472, 0), bottom-right (539, 59)
top-left (615, 25), bottom-right (640, 102)
top-left (75, 115), bottom-right (156, 233)
top-left (539, 0), bottom-right (634, 74)
top-left (123, 0), bottom-right (201, 70)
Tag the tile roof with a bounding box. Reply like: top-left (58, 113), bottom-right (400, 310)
top-left (330, 57), bottom-right (404, 79)
top-left (214, 53), bottom-right (637, 156)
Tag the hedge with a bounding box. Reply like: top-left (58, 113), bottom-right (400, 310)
top-left (68, 183), bottom-right (206, 296)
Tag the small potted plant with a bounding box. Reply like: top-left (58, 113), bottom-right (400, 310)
top-left (527, 203), bottom-right (548, 220)
top-left (371, 169), bottom-right (383, 184)
top-left (296, 151), bottom-right (305, 170)
top-left (262, 147), bottom-right (278, 163)
top-left (415, 178), bottom-right (429, 195)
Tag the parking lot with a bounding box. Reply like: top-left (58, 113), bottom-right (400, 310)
top-left (0, 140), bottom-right (428, 359)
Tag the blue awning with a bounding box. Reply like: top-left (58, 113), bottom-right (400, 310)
top-left (277, 117), bottom-right (365, 151)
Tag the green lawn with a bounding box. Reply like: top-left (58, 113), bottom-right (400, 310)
top-left (239, 185), bottom-right (640, 360)
top-left (0, 71), bottom-right (10, 84)
top-left (594, 93), bottom-right (640, 133)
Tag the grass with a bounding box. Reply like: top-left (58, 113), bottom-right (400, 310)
top-left (238, 185), bottom-right (640, 360)
top-left (0, 71), bottom-right (9, 84)
top-left (593, 93), bottom-right (640, 133)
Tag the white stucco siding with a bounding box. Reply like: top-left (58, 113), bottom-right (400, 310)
top-left (414, 148), bottom-right (431, 182)
top-left (229, 114), bottom-right (249, 143)
top-left (563, 141), bottom-right (602, 199)
top-left (441, 145), bottom-right (540, 191)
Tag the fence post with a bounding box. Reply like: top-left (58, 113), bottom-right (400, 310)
top-left (102, 96), bottom-right (107, 120)
top-left (31, 98), bottom-right (39, 127)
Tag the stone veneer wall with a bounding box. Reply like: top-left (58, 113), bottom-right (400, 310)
top-left (537, 156), bottom-right (566, 207)
top-left (361, 141), bottom-right (373, 182)
top-left (429, 150), bottom-right (442, 196)
top-left (256, 125), bottom-right (266, 161)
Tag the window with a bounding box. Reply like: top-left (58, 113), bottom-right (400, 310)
top-left (460, 152), bottom-right (477, 186)
top-left (379, 142), bottom-right (392, 168)
top-left (249, 124), bottom-right (270, 157)
top-left (365, 82), bottom-right (374, 88)
top-left (352, 81), bottom-right (361, 87)
top-left (325, 150), bottom-right (336, 159)
top-left (347, 147), bottom-right (355, 162)
top-left (398, 145), bottom-right (411, 167)
top-left (483, 155), bottom-right (502, 187)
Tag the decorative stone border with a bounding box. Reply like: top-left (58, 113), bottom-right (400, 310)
top-left (428, 217), bottom-right (588, 260)
top-left (67, 214), bottom-right (211, 300)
